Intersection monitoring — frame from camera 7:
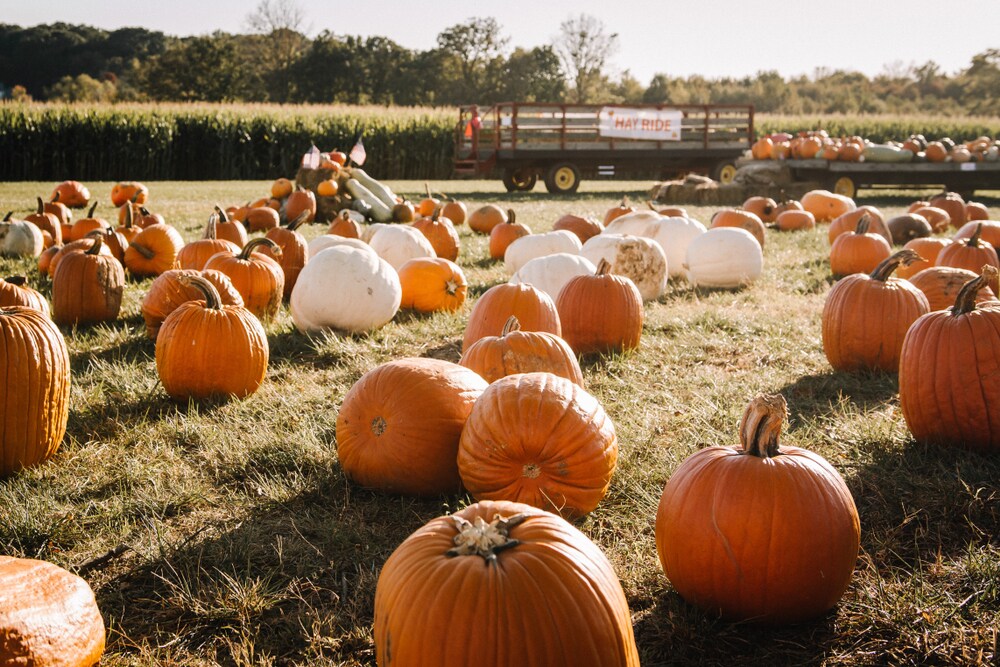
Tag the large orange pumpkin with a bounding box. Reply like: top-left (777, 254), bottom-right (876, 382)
top-left (555, 259), bottom-right (643, 356)
top-left (828, 206), bottom-right (891, 246)
top-left (896, 237), bottom-right (952, 280)
top-left (459, 316), bottom-right (583, 386)
top-left (0, 306), bottom-right (70, 476)
top-left (284, 188), bottom-right (317, 224)
top-left (397, 257), bottom-right (467, 313)
top-left (953, 220), bottom-right (1000, 250)
top-left (458, 372), bottom-right (617, 519)
top-left (155, 275), bottom-right (269, 400)
top-left (928, 191), bottom-right (966, 230)
top-left (463, 282), bottom-right (561, 352)
top-left (336, 358), bottom-right (488, 497)
top-left (373, 500), bottom-right (640, 667)
top-left (0, 556), bottom-right (105, 665)
top-left (141, 269), bottom-right (244, 339)
top-left (656, 394), bottom-right (860, 623)
top-left (203, 238), bottom-right (285, 320)
top-left (899, 267), bottom-right (1000, 451)
top-left (908, 266), bottom-right (995, 312)
top-left (822, 250), bottom-right (930, 372)
top-left (213, 205), bottom-right (249, 248)
top-left (50, 180), bottom-right (90, 208)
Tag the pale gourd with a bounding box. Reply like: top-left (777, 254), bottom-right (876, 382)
top-left (581, 234), bottom-right (668, 301)
top-left (290, 245), bottom-right (401, 333)
top-left (503, 230), bottom-right (582, 276)
top-left (308, 234), bottom-right (374, 259)
top-left (648, 216), bottom-right (707, 279)
top-left (509, 253), bottom-right (596, 301)
top-left (602, 210), bottom-right (663, 237)
top-left (0, 217), bottom-right (44, 258)
top-left (684, 227), bottom-right (763, 288)
top-left (369, 225), bottom-right (436, 270)
top-left (361, 222), bottom-right (390, 243)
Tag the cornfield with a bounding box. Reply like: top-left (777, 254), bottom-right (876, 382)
top-left (1, 103), bottom-right (998, 181)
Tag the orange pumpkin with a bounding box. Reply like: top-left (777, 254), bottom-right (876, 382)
top-left (556, 259), bottom-right (643, 356)
top-left (908, 266), bottom-right (996, 312)
top-left (966, 201), bottom-right (990, 222)
top-left (468, 204), bottom-right (507, 235)
top-left (775, 209), bottom-right (815, 232)
top-left (134, 206), bottom-right (165, 229)
top-left (711, 209), bottom-right (766, 247)
top-left (953, 220), bottom-right (1000, 249)
top-left (50, 180), bottom-right (90, 208)
top-left (460, 315), bottom-right (583, 385)
top-left (411, 209), bottom-right (460, 261)
top-left (141, 268), bottom-right (244, 339)
top-left (373, 500), bottom-right (640, 667)
top-left (284, 188), bottom-right (317, 224)
top-left (124, 223), bottom-right (184, 277)
top-left (416, 183), bottom-right (440, 217)
top-left (911, 206), bottom-right (951, 233)
top-left (155, 275), bottom-right (269, 401)
top-left (896, 237), bottom-right (952, 280)
top-left (488, 209), bottom-right (531, 259)
top-left (392, 200), bottom-right (417, 223)
top-left (924, 142), bottom-right (948, 162)
top-left (742, 196), bottom-right (777, 223)
top-left (553, 213), bottom-right (603, 243)
top-left (327, 210), bottom-right (362, 239)
top-left (271, 178), bottom-right (294, 199)
top-left (899, 267), bottom-right (1000, 452)
top-left (177, 215), bottom-right (241, 271)
top-left (935, 223), bottom-right (1000, 293)
top-left (751, 137), bottom-right (773, 160)
top-left (801, 190), bottom-right (855, 222)
top-left (441, 196), bottom-right (468, 226)
top-left (69, 202), bottom-right (110, 242)
top-left (25, 196), bottom-right (61, 247)
top-left (0, 276), bottom-right (49, 316)
top-left (203, 238), bottom-right (285, 320)
top-left (115, 204), bottom-right (142, 243)
top-left (603, 197), bottom-right (636, 226)
top-left (0, 556), bottom-right (105, 664)
top-left (398, 257), bottom-right (467, 313)
top-left (262, 215), bottom-right (309, 301)
top-left (245, 206), bottom-right (280, 233)
top-left (316, 179), bottom-right (339, 197)
top-left (828, 206), bottom-right (891, 246)
top-left (463, 283), bottom-right (562, 352)
top-left (336, 358), bottom-right (488, 496)
top-left (52, 235), bottom-right (125, 326)
top-left (110, 181), bottom-right (148, 207)
top-left (212, 205), bottom-right (249, 248)
top-left (829, 215), bottom-right (892, 277)
top-left (822, 250), bottom-right (930, 372)
top-left (458, 372), bottom-right (617, 519)
top-left (46, 237), bottom-right (113, 278)
top-left (656, 394), bottom-right (860, 623)
top-left (928, 191), bottom-right (966, 230)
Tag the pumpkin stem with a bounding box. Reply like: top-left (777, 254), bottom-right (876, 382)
top-left (870, 249), bottom-right (921, 282)
top-left (596, 258), bottom-right (612, 276)
top-left (178, 274), bottom-right (223, 310)
top-left (501, 315), bottom-right (521, 336)
top-left (424, 182), bottom-right (432, 200)
top-left (3, 212), bottom-right (12, 222)
top-left (122, 203), bottom-right (134, 230)
top-left (203, 214), bottom-right (219, 240)
top-left (951, 266), bottom-right (999, 317)
top-left (739, 394), bottom-right (787, 459)
top-left (86, 234), bottom-right (104, 256)
top-left (214, 204), bottom-right (230, 223)
top-left (51, 191), bottom-right (61, 203)
top-left (507, 208), bottom-right (516, 225)
top-left (431, 206), bottom-right (441, 222)
top-left (131, 241), bottom-right (155, 259)
top-left (238, 237), bottom-right (281, 261)
top-left (966, 223), bottom-right (983, 248)
top-left (445, 513), bottom-right (529, 564)
top-left (87, 202), bottom-right (98, 219)
top-left (854, 214), bottom-right (871, 236)
top-left (287, 211), bottom-right (310, 232)
top-left (36, 196), bottom-right (45, 215)
top-left (5, 276), bottom-right (27, 286)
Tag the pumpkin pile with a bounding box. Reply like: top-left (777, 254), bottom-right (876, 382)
top-left (751, 131), bottom-right (1000, 164)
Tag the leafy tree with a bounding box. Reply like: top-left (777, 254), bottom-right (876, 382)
top-left (244, 0), bottom-right (309, 102)
top-left (501, 46), bottom-right (566, 102)
top-left (435, 17), bottom-right (509, 104)
top-left (45, 73), bottom-right (116, 102)
top-left (554, 14), bottom-right (618, 103)
top-left (137, 33), bottom-right (260, 101)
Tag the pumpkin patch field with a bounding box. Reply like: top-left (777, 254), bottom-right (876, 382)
top-left (1, 178), bottom-right (999, 666)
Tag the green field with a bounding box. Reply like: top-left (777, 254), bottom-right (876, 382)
top-left (1, 179), bottom-right (998, 666)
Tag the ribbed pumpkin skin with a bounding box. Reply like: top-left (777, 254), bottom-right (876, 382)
top-left (829, 230), bottom-right (891, 277)
top-left (459, 321), bottom-right (584, 386)
top-left (556, 270), bottom-right (643, 356)
top-left (935, 233), bottom-right (999, 293)
top-left (0, 277), bottom-right (49, 316)
top-left (141, 269), bottom-right (244, 339)
top-left (124, 223), bottom-right (183, 277)
top-left (373, 500), bottom-right (640, 667)
top-left (828, 206), bottom-right (890, 245)
top-left (462, 283), bottom-right (561, 352)
top-left (397, 257), bottom-right (467, 313)
top-left (411, 215), bottom-right (460, 261)
top-left (51, 243), bottom-right (125, 326)
top-left (458, 373), bottom-right (617, 519)
top-left (822, 256), bottom-right (930, 372)
top-left (899, 299), bottom-right (1000, 452)
top-left (0, 307), bottom-right (70, 476)
top-left (336, 358), bottom-right (487, 497)
top-left (953, 220), bottom-right (1000, 248)
top-left (896, 237), bottom-right (951, 279)
top-left (262, 226), bottom-right (309, 300)
top-left (710, 209), bottom-right (766, 248)
top-left (909, 266), bottom-right (996, 311)
top-left (656, 396), bottom-right (860, 624)
top-left (155, 293), bottom-right (268, 401)
top-left (0, 556), bottom-right (105, 666)
top-left (203, 240), bottom-right (285, 320)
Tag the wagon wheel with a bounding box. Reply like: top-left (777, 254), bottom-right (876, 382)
top-left (544, 163), bottom-right (582, 194)
top-left (712, 161), bottom-right (738, 185)
top-left (502, 168), bottom-right (538, 192)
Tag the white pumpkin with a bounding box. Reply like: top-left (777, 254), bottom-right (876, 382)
top-left (0, 218), bottom-right (44, 258)
top-left (290, 245), bottom-right (401, 333)
top-left (602, 210), bottom-right (663, 237)
top-left (581, 234), bottom-right (667, 301)
top-left (503, 230), bottom-right (582, 276)
top-left (684, 227), bottom-right (763, 288)
top-left (648, 216), bottom-right (707, 279)
top-left (368, 225), bottom-right (436, 270)
top-left (361, 222), bottom-right (390, 243)
top-left (308, 234), bottom-right (374, 259)
top-left (509, 253), bottom-right (596, 301)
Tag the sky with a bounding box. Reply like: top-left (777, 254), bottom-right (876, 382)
top-left (8, 0), bottom-right (1000, 84)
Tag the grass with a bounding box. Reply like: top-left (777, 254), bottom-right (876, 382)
top-left (1, 178), bottom-right (999, 666)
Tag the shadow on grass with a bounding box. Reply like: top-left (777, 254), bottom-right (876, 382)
top-left (779, 369), bottom-right (898, 424)
top-left (95, 469), bottom-right (465, 664)
top-left (632, 584), bottom-right (838, 666)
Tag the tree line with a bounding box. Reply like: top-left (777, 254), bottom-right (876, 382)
top-left (1, 8), bottom-right (998, 116)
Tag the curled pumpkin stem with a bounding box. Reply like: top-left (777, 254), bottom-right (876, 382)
top-left (739, 394), bottom-right (788, 459)
top-left (446, 513), bottom-right (528, 564)
top-left (870, 249), bottom-right (921, 282)
top-left (501, 315), bottom-right (521, 336)
top-left (951, 265), bottom-right (999, 317)
top-left (239, 237), bottom-right (282, 260)
top-left (177, 274), bottom-right (223, 310)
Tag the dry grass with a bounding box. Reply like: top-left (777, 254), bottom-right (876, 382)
top-left (1, 179), bottom-right (999, 666)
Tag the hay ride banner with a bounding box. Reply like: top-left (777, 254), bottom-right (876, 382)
top-left (598, 107), bottom-right (683, 141)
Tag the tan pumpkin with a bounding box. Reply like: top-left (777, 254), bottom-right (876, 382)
top-left (459, 316), bottom-right (583, 386)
